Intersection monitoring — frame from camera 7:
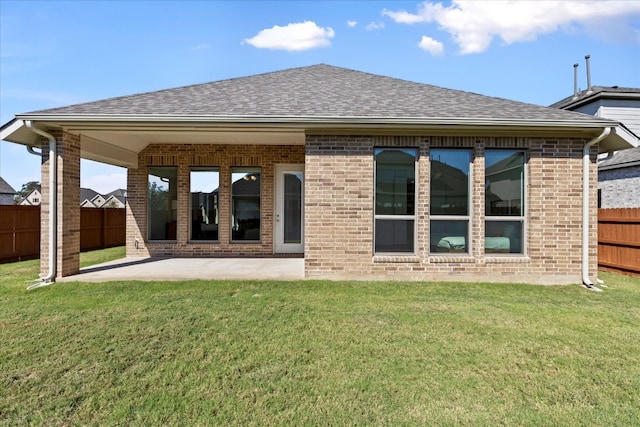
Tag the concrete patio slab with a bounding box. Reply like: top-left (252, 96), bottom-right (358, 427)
top-left (57, 257), bottom-right (305, 282)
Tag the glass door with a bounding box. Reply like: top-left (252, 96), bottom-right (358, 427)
top-left (275, 164), bottom-right (304, 253)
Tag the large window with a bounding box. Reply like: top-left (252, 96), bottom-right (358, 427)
top-left (231, 168), bottom-right (261, 241)
top-left (485, 150), bottom-right (525, 254)
top-left (148, 167), bottom-right (178, 241)
top-left (374, 148), bottom-right (417, 253)
top-left (430, 149), bottom-right (471, 253)
top-left (190, 168), bottom-right (219, 241)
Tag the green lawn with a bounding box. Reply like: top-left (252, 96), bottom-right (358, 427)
top-left (1, 249), bottom-right (639, 426)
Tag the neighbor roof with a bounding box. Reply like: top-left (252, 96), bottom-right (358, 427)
top-left (551, 86), bottom-right (640, 110)
top-left (599, 147), bottom-right (640, 171)
top-left (18, 64), bottom-right (611, 124)
top-left (0, 177), bottom-right (16, 194)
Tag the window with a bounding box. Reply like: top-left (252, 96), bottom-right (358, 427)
top-left (374, 148), bottom-right (417, 253)
top-left (190, 168), bottom-right (219, 241)
top-left (430, 149), bottom-right (471, 253)
top-left (231, 168), bottom-right (261, 241)
top-left (148, 167), bottom-right (178, 240)
top-left (485, 150), bottom-right (525, 254)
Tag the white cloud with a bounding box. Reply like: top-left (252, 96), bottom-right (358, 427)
top-left (365, 21), bottom-right (385, 31)
top-left (418, 36), bottom-right (444, 56)
top-left (347, 20), bottom-right (358, 28)
top-left (383, 0), bottom-right (640, 54)
top-left (190, 44), bottom-right (211, 51)
top-left (243, 21), bottom-right (335, 51)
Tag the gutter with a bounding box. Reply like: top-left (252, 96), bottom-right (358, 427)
top-left (24, 121), bottom-right (57, 289)
top-left (582, 127), bottom-right (611, 291)
top-left (13, 113), bottom-right (617, 129)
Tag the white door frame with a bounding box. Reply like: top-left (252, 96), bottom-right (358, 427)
top-left (274, 164), bottom-right (304, 253)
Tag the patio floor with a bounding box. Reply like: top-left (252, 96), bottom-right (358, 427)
top-left (57, 257), bottom-right (305, 282)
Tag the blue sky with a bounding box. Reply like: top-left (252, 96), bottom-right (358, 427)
top-left (1, 0), bottom-right (639, 193)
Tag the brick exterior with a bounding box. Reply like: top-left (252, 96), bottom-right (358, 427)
top-left (42, 133), bottom-right (596, 285)
top-left (40, 130), bottom-right (81, 278)
top-left (304, 135), bottom-right (597, 284)
top-left (598, 166), bottom-right (640, 208)
top-left (126, 144), bottom-right (305, 258)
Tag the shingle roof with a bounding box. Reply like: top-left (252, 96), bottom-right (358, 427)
top-left (0, 177), bottom-right (16, 194)
top-left (25, 64), bottom-right (604, 123)
top-left (599, 147), bottom-right (640, 170)
top-left (551, 86), bottom-right (640, 110)
top-left (104, 188), bottom-right (127, 204)
top-left (80, 188), bottom-right (101, 203)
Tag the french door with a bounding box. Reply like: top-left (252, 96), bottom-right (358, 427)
top-left (275, 164), bottom-right (304, 253)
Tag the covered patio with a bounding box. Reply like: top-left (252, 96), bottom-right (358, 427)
top-left (57, 257), bottom-right (305, 283)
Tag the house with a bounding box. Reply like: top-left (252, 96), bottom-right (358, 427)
top-left (552, 86), bottom-right (640, 208)
top-left (0, 177), bottom-right (16, 205)
top-left (1, 64), bottom-right (637, 284)
top-left (597, 148), bottom-right (640, 208)
top-left (18, 185), bottom-right (126, 208)
top-left (18, 185), bottom-right (41, 206)
top-left (80, 187), bottom-right (102, 208)
top-left (102, 189), bottom-right (127, 208)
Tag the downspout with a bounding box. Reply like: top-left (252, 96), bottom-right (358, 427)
top-left (582, 127), bottom-right (610, 290)
top-left (24, 121), bottom-right (57, 289)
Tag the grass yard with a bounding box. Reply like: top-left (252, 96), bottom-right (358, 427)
top-left (1, 249), bottom-right (639, 426)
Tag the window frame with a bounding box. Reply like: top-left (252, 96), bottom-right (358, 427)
top-left (484, 149), bottom-right (527, 256)
top-left (373, 147), bottom-right (418, 255)
top-left (147, 166), bottom-right (178, 242)
top-left (189, 167), bottom-right (220, 243)
top-left (429, 148), bottom-right (472, 255)
top-left (231, 167), bottom-right (262, 243)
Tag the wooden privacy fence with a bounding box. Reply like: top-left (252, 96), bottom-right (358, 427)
top-left (0, 206), bottom-right (125, 264)
top-left (598, 208), bottom-right (640, 277)
top-left (0, 205), bottom-right (40, 264)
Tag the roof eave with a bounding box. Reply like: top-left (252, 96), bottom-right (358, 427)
top-left (11, 113), bottom-right (618, 129)
top-left (552, 91), bottom-right (640, 110)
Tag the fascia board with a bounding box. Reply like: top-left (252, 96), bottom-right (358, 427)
top-left (15, 113), bottom-right (617, 130)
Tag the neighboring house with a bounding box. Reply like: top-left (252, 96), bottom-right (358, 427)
top-left (0, 177), bottom-right (16, 205)
top-left (102, 189), bottom-right (127, 208)
top-left (18, 185), bottom-right (41, 206)
top-left (80, 188), bottom-right (101, 207)
top-left (552, 86), bottom-right (640, 208)
top-left (19, 185), bottom-right (126, 208)
top-left (597, 148), bottom-right (640, 208)
top-left (1, 64), bottom-right (637, 283)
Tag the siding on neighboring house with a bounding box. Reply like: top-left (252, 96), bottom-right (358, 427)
top-left (599, 167), bottom-right (640, 208)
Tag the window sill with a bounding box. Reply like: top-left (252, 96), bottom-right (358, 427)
top-left (373, 255), bottom-right (421, 263)
top-left (485, 255), bottom-right (531, 263)
top-left (428, 255), bottom-right (475, 263)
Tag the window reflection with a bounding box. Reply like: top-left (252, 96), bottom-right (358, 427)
top-left (148, 167), bottom-right (177, 240)
top-left (374, 148), bottom-right (417, 254)
top-left (430, 150), bottom-right (470, 216)
top-left (231, 168), bottom-right (261, 241)
top-left (485, 150), bottom-right (526, 254)
top-left (190, 169), bottom-right (219, 241)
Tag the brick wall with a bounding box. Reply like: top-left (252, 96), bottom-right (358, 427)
top-left (127, 144), bottom-right (304, 258)
top-left (305, 134), bottom-right (596, 284)
top-left (598, 167), bottom-right (640, 208)
top-left (40, 130), bottom-right (81, 278)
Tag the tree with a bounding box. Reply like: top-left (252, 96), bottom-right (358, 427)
top-left (14, 181), bottom-right (40, 204)
top-left (147, 181), bottom-right (168, 211)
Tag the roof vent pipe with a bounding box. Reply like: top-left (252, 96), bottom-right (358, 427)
top-left (573, 63), bottom-right (579, 99)
top-left (585, 55), bottom-right (592, 93)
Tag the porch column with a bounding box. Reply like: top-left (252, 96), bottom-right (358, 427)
top-left (40, 130), bottom-right (81, 278)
